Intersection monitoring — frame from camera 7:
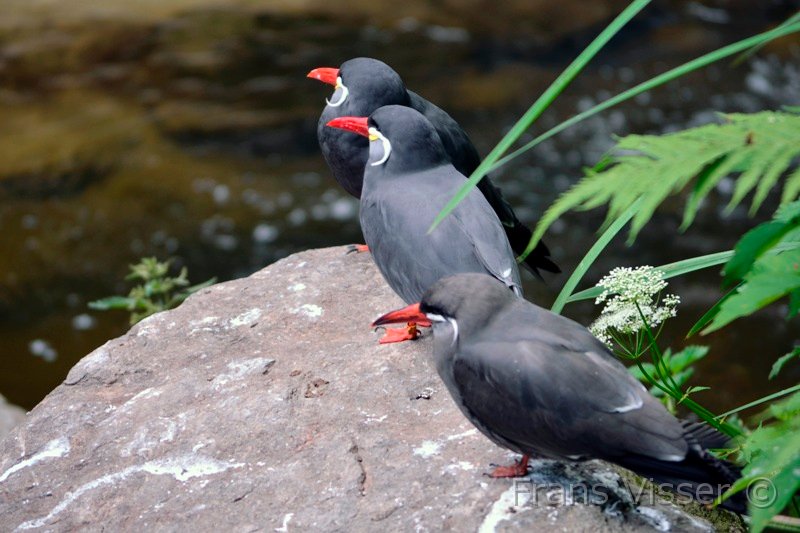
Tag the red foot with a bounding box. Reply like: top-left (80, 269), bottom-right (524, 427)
top-left (487, 455), bottom-right (529, 478)
top-left (379, 322), bottom-right (421, 344)
top-left (346, 244), bottom-right (370, 254)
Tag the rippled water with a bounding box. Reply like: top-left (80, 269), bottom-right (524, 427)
top-left (1, 3), bottom-right (798, 410)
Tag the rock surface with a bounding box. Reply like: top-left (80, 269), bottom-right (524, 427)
top-left (0, 395), bottom-right (25, 442)
top-left (0, 248), bottom-right (741, 531)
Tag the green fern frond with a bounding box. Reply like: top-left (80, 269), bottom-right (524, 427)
top-left (531, 110), bottom-right (800, 245)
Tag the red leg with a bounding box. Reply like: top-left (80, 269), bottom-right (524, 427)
top-left (379, 322), bottom-right (421, 344)
top-left (488, 455), bottom-right (530, 478)
top-left (346, 244), bottom-right (370, 254)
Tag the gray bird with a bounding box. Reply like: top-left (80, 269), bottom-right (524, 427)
top-left (308, 57), bottom-right (559, 277)
top-left (373, 273), bottom-right (746, 513)
top-left (326, 106), bottom-right (522, 343)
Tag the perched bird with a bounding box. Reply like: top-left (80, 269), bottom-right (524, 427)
top-left (327, 106), bottom-right (522, 343)
top-left (308, 57), bottom-right (559, 277)
top-left (373, 273), bottom-right (746, 513)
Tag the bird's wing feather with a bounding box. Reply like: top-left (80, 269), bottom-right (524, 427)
top-left (449, 190), bottom-right (522, 293)
top-left (408, 91), bottom-right (560, 277)
top-left (408, 91), bottom-right (481, 175)
top-left (451, 314), bottom-right (686, 461)
top-left (361, 169), bottom-right (520, 302)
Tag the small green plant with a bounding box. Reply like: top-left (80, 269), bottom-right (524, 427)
top-left (589, 265), bottom-right (680, 349)
top-left (89, 257), bottom-right (216, 324)
top-left (724, 391), bottom-right (800, 533)
top-left (427, 4), bottom-right (800, 527)
top-left (628, 346), bottom-right (709, 413)
top-left (589, 266), bottom-right (712, 416)
top-left (531, 110), bottom-right (800, 247)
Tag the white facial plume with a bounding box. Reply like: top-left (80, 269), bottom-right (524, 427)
top-left (426, 313), bottom-right (458, 346)
top-left (368, 127), bottom-right (391, 166)
top-left (325, 77), bottom-right (349, 107)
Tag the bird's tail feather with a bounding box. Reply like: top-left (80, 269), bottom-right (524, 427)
top-left (475, 178), bottom-right (560, 278)
top-left (504, 220), bottom-right (561, 277)
top-left (619, 421), bottom-right (747, 514)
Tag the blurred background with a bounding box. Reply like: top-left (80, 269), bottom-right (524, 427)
top-left (0, 0), bottom-right (798, 411)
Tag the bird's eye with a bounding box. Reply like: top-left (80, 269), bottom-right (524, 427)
top-left (325, 77), bottom-right (348, 107)
top-left (367, 127), bottom-right (391, 166)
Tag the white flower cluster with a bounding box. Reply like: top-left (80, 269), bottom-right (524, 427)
top-left (589, 266), bottom-right (680, 347)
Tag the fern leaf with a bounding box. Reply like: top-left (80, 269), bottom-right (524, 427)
top-left (781, 165), bottom-right (800, 204)
top-left (751, 145), bottom-right (796, 214)
top-left (682, 150), bottom-right (750, 230)
top-left (531, 110), bottom-right (800, 246)
top-left (726, 143), bottom-right (780, 214)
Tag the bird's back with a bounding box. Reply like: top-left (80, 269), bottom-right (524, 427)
top-left (360, 165), bottom-right (520, 304)
top-left (447, 299), bottom-right (688, 461)
top-left (318, 106), bottom-right (368, 198)
top-left (408, 91), bottom-right (559, 277)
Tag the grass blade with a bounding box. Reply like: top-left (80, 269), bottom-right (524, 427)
top-left (551, 200), bottom-right (641, 314)
top-left (428, 0), bottom-right (652, 234)
top-left (490, 21), bottom-right (800, 178)
top-left (717, 383), bottom-right (800, 419)
top-left (686, 284), bottom-right (740, 337)
top-left (565, 242), bottom-right (800, 304)
top-left (731, 10), bottom-right (800, 66)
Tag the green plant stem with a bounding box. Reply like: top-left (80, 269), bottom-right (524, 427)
top-left (634, 304), bottom-right (741, 437)
top-left (487, 21), bottom-right (800, 176)
top-left (751, 515), bottom-right (800, 533)
top-left (551, 199), bottom-right (642, 314)
top-left (731, 10), bottom-right (800, 66)
top-left (566, 242), bottom-right (800, 304)
top-left (632, 302), bottom-right (683, 396)
top-left (717, 383), bottom-right (800, 419)
top-left (429, 0), bottom-right (652, 234)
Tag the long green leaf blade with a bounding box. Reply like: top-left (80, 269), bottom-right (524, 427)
top-left (550, 200), bottom-right (641, 314)
top-left (428, 0), bottom-right (652, 234)
top-left (565, 242), bottom-right (800, 304)
top-left (489, 21), bottom-right (800, 178)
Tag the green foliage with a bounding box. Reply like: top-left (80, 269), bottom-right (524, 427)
top-left (432, 19), bottom-right (800, 244)
top-left (702, 201), bottom-right (800, 333)
top-left (723, 202), bottom-right (800, 286)
top-left (89, 257), bottom-right (215, 324)
top-left (629, 346), bottom-right (709, 398)
top-left (723, 392), bottom-right (800, 532)
top-left (429, 0), bottom-right (653, 234)
top-left (533, 110), bottom-right (800, 245)
top-left (770, 347), bottom-right (800, 380)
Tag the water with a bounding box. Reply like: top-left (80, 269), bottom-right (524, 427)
top-left (1, 2), bottom-right (799, 411)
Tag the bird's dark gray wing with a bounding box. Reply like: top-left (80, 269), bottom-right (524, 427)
top-left (450, 316), bottom-right (687, 462)
top-left (408, 91), bottom-right (481, 176)
top-left (360, 168), bottom-right (520, 303)
top-left (318, 104), bottom-right (368, 198)
top-left (450, 190), bottom-right (522, 295)
top-left (408, 91), bottom-right (559, 276)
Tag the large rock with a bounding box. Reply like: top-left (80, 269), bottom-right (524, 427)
top-left (0, 395), bottom-right (25, 442)
top-left (0, 248), bottom-right (740, 531)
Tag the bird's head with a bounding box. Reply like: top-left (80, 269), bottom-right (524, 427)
top-left (325, 105), bottom-right (448, 172)
top-left (307, 58), bottom-right (408, 114)
top-left (372, 274), bottom-right (515, 345)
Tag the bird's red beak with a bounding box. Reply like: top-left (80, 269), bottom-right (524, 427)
top-left (307, 67), bottom-right (339, 86)
top-left (326, 116), bottom-right (370, 137)
top-left (372, 303), bottom-right (428, 327)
